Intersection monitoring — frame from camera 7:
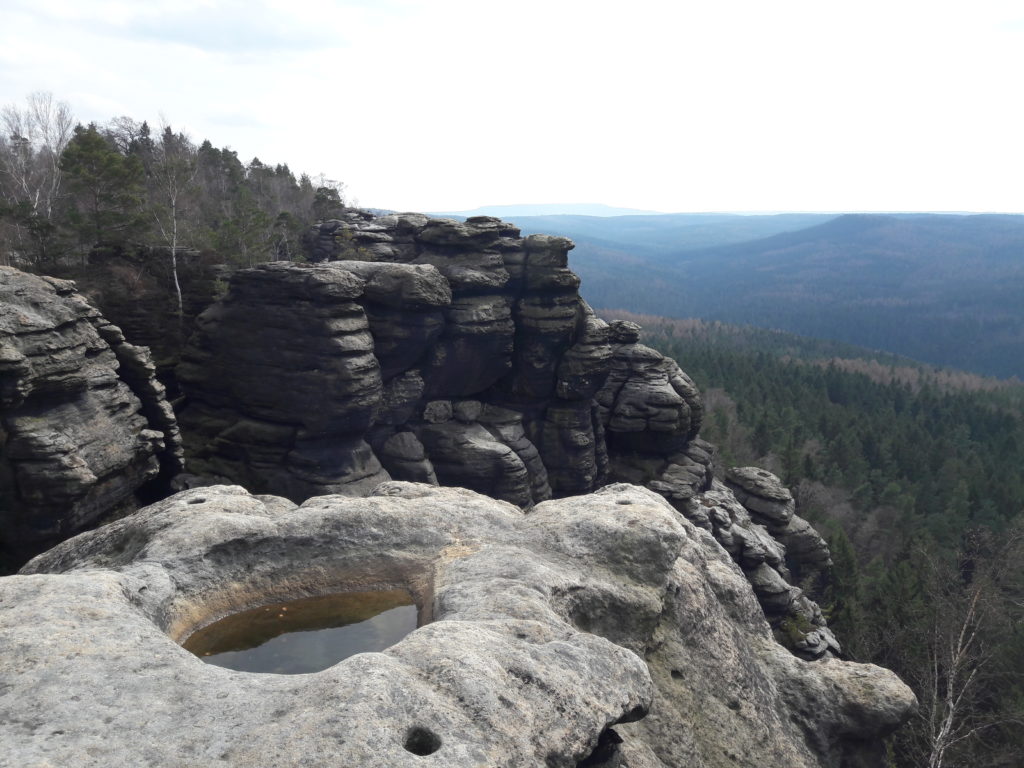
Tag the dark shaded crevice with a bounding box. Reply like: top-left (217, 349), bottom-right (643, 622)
top-left (403, 726), bottom-right (442, 756)
top-left (576, 728), bottom-right (624, 767)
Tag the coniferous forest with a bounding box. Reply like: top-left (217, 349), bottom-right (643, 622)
top-left (1, 94), bottom-right (345, 273)
top-left (605, 311), bottom-right (1024, 767)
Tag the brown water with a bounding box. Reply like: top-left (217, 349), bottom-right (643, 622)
top-left (183, 589), bottom-right (417, 674)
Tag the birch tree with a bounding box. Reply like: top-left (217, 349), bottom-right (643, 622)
top-left (896, 527), bottom-right (1024, 768)
top-left (147, 123), bottom-right (198, 318)
top-left (0, 92), bottom-right (73, 265)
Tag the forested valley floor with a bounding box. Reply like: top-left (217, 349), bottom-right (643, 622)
top-left (603, 311), bottom-right (1024, 767)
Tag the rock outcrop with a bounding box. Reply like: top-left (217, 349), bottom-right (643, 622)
top-left (3, 483), bottom-right (915, 767)
top-left (175, 211), bottom-right (839, 657)
top-left (177, 213), bottom-right (710, 511)
top-left (727, 466), bottom-right (834, 585)
top-left (0, 268), bottom-right (183, 562)
top-left (689, 480), bottom-right (840, 659)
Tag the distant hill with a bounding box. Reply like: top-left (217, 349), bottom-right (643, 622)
top-left (552, 213), bottom-right (1024, 379)
top-left (431, 203), bottom-right (665, 217)
top-left (509, 212), bottom-right (835, 257)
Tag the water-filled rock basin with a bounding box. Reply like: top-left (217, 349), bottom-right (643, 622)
top-left (183, 589), bottom-right (417, 674)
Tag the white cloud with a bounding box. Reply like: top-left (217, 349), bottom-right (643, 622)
top-left (1, 0), bottom-right (1022, 212)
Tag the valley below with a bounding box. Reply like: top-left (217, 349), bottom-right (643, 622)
top-left (1, 207), bottom-right (1022, 767)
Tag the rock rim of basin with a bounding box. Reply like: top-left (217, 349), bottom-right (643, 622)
top-left (2, 482), bottom-right (916, 767)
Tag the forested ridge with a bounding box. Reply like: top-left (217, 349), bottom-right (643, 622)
top-left (0, 92), bottom-right (344, 272)
top-left (604, 311), bottom-right (1024, 767)
top-left (0, 92), bottom-right (347, 380)
top-left (544, 211), bottom-right (1024, 379)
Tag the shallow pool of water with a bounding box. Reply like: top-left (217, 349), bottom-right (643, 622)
top-left (183, 589), bottom-right (417, 674)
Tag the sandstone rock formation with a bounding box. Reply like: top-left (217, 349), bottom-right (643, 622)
top-left (3, 483), bottom-right (915, 767)
top-left (0, 267), bottom-right (183, 562)
top-left (689, 479), bottom-right (839, 659)
top-left (175, 211), bottom-right (839, 657)
top-left (727, 466), bottom-right (834, 585)
top-left (178, 213), bottom-right (710, 511)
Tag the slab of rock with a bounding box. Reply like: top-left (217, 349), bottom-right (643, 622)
top-left (726, 465), bottom-right (796, 528)
top-left (0, 268), bottom-right (182, 562)
top-left (2, 483), bottom-right (915, 767)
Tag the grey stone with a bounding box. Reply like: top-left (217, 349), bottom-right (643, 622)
top-left (422, 399), bottom-right (453, 423)
top-left (378, 431), bottom-right (438, 485)
top-left (608, 319), bottom-right (641, 344)
top-left (2, 483), bottom-right (916, 767)
top-left (0, 268), bottom-right (181, 557)
top-left (452, 399), bottom-right (483, 422)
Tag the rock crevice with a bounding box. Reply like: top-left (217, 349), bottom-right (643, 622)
top-left (0, 267), bottom-right (183, 560)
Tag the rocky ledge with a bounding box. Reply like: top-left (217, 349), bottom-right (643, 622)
top-left (171, 212), bottom-right (842, 657)
top-left (3, 483), bottom-right (915, 767)
top-left (0, 267), bottom-right (183, 561)
top-left (177, 212), bottom-right (709, 509)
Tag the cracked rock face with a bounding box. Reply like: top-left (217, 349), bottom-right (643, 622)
top-left (175, 211), bottom-right (846, 659)
top-left (0, 267), bottom-right (182, 561)
top-left (726, 466), bottom-right (834, 589)
top-left (177, 213), bottom-right (711, 512)
top-left (3, 483), bottom-right (914, 767)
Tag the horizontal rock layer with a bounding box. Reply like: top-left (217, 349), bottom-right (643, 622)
top-left (0, 267), bottom-right (183, 560)
top-left (4, 483), bottom-right (915, 767)
top-left (175, 211), bottom-right (837, 657)
top-left (178, 213), bottom-right (708, 512)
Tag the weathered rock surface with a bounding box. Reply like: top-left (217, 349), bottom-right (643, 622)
top-left (178, 213), bottom-right (710, 512)
top-left (2, 483), bottom-right (915, 767)
top-left (727, 466), bottom-right (834, 587)
top-left (0, 267), bottom-right (182, 561)
top-left (176, 211), bottom-right (843, 658)
top-left (687, 478), bottom-right (840, 659)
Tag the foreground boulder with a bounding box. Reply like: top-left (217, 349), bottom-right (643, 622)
top-left (0, 267), bottom-right (182, 563)
top-left (3, 483), bottom-right (914, 767)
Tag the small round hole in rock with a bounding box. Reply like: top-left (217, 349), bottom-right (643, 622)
top-left (186, 498), bottom-right (206, 505)
top-left (404, 726), bottom-right (441, 756)
top-left (615, 499), bottom-right (632, 505)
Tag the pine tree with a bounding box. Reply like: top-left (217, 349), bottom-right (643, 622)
top-left (60, 123), bottom-right (145, 257)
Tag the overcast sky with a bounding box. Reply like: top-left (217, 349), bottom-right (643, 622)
top-left (1, 0), bottom-right (1022, 213)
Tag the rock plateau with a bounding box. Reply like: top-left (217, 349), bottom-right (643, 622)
top-left (0, 211), bottom-right (917, 767)
top-left (174, 212), bottom-right (836, 655)
top-left (2, 483), bottom-right (915, 767)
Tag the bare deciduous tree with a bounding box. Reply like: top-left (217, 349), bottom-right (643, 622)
top-left (898, 527), bottom-right (1024, 768)
top-left (147, 121), bottom-right (199, 319)
top-left (0, 91), bottom-right (73, 219)
top-left (0, 92), bottom-right (74, 265)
